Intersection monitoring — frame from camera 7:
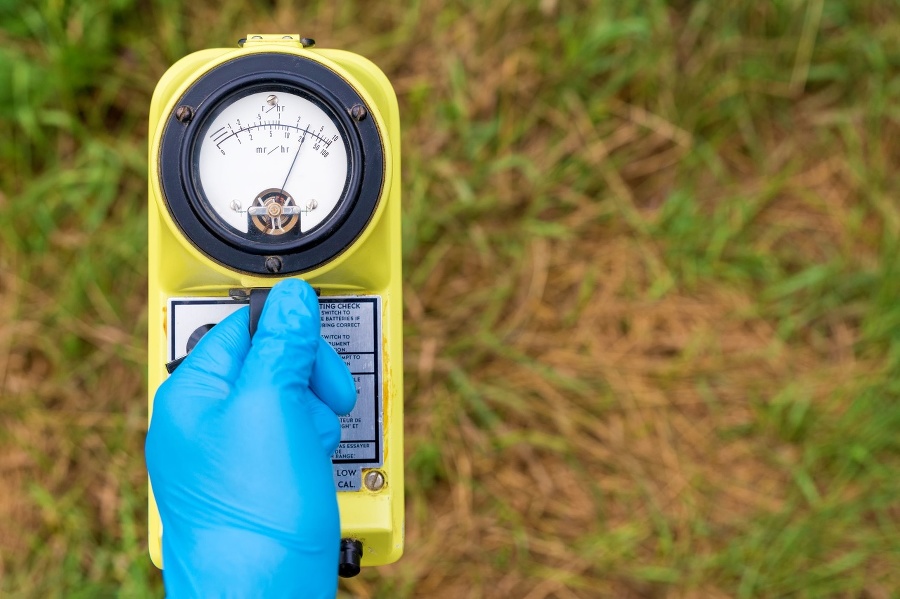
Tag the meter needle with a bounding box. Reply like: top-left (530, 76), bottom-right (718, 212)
top-left (277, 125), bottom-right (309, 226)
top-left (279, 126), bottom-right (309, 194)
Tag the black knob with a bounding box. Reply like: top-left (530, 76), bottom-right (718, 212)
top-left (338, 538), bottom-right (363, 578)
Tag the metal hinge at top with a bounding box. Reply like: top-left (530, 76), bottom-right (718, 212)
top-left (238, 34), bottom-right (315, 48)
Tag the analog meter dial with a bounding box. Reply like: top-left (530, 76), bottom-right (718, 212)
top-left (196, 91), bottom-right (348, 238)
top-left (159, 53), bottom-right (385, 275)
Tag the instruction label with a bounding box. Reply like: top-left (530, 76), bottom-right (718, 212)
top-left (167, 295), bottom-right (383, 492)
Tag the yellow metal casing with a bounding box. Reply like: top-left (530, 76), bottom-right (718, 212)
top-left (147, 35), bottom-right (403, 569)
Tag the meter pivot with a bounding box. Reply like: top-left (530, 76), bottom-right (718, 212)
top-left (247, 189), bottom-right (300, 235)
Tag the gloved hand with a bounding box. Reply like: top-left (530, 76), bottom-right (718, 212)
top-left (146, 279), bottom-right (357, 598)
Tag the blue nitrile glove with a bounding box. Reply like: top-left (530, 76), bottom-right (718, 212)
top-left (146, 279), bottom-right (357, 598)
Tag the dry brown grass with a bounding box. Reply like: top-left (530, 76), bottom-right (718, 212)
top-left (370, 226), bottom-right (879, 598)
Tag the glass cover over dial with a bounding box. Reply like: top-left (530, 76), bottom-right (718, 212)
top-left (194, 90), bottom-right (349, 241)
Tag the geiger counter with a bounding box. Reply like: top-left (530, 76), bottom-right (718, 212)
top-left (147, 34), bottom-right (403, 574)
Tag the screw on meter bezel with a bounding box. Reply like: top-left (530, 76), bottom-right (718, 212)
top-left (159, 53), bottom-right (385, 275)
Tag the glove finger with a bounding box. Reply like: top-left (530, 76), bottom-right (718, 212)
top-left (233, 279), bottom-right (320, 397)
top-left (310, 338), bottom-right (358, 416)
top-left (172, 306), bottom-right (251, 386)
top-left (148, 307), bottom-right (251, 448)
top-left (299, 388), bottom-right (344, 457)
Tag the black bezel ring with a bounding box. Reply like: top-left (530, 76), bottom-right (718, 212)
top-left (159, 53), bottom-right (385, 275)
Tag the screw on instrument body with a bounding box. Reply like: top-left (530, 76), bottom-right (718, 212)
top-left (349, 104), bottom-right (367, 121)
top-left (174, 105), bottom-right (194, 123)
top-left (364, 470), bottom-right (385, 491)
top-left (265, 256), bottom-right (283, 273)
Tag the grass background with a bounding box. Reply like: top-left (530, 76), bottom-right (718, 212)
top-left (1, 0), bottom-right (899, 597)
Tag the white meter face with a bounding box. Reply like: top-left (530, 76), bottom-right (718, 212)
top-left (194, 90), bottom-right (350, 239)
